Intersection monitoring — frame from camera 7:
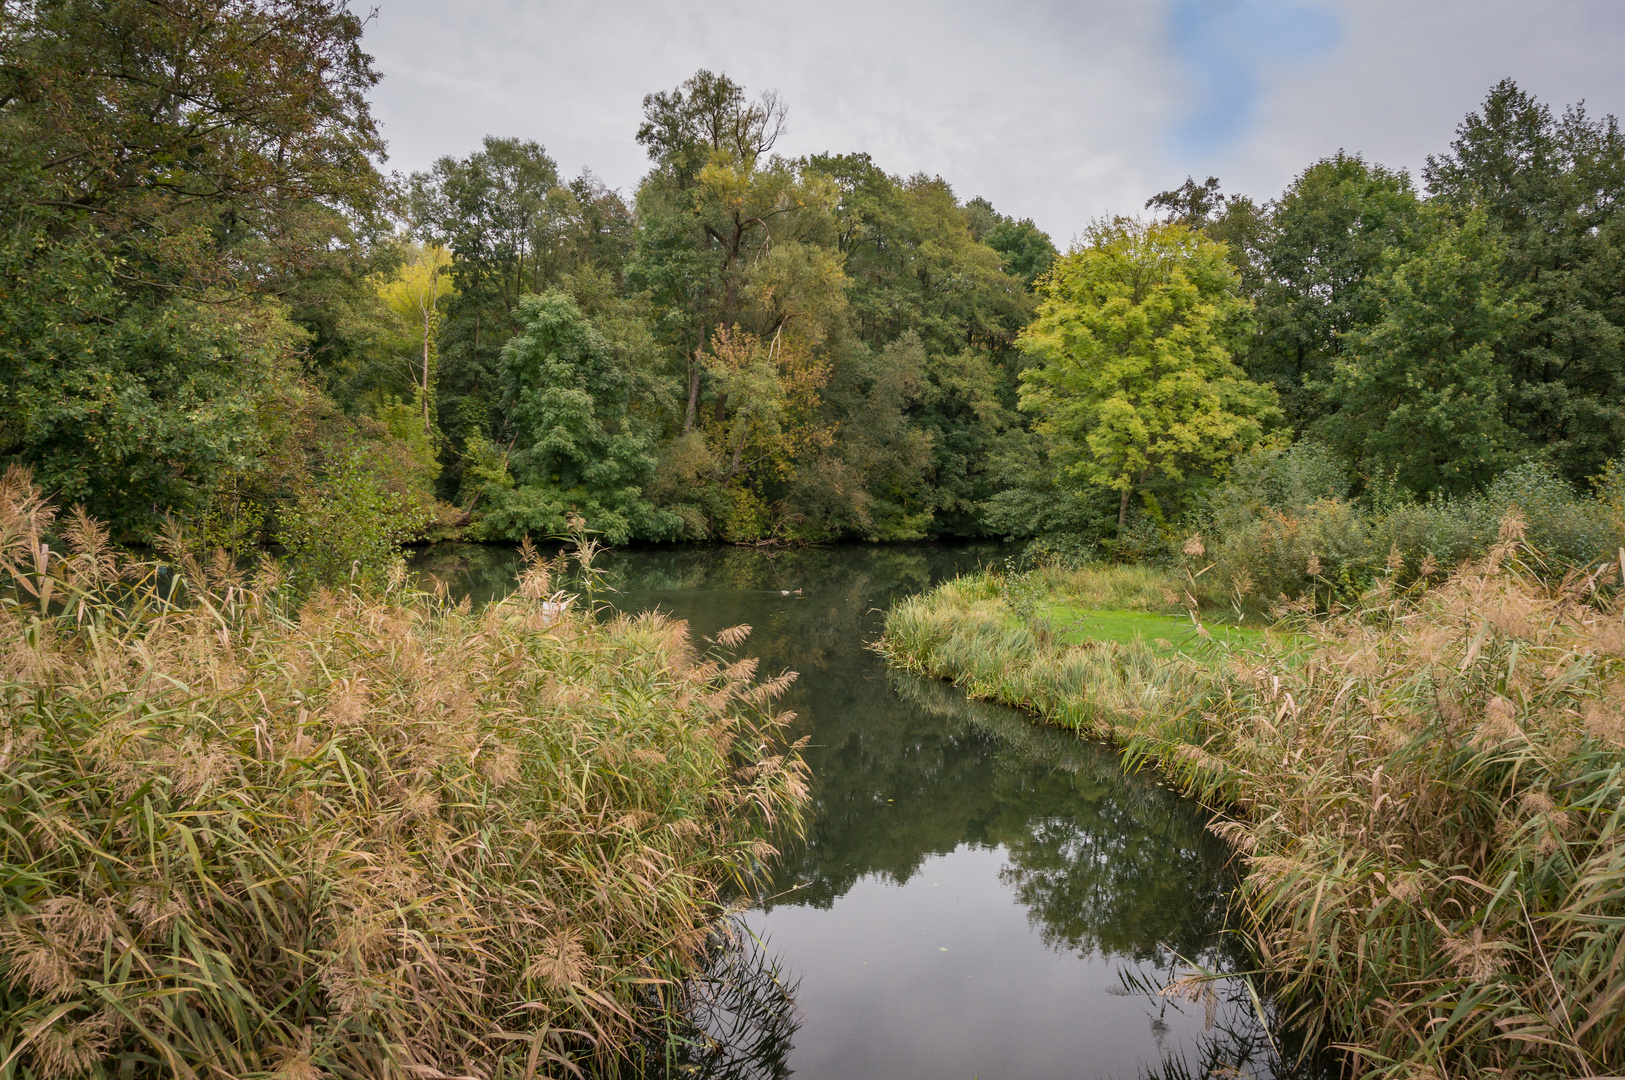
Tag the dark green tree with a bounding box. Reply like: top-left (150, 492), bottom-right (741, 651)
top-left (805, 154), bottom-right (1038, 534)
top-left (468, 292), bottom-right (679, 543)
top-left (1248, 154), bottom-right (1421, 431)
top-left (1320, 210), bottom-right (1524, 497)
top-left (1145, 175), bottom-right (1227, 228)
top-left (1424, 80), bottom-right (1625, 483)
top-left (965, 196), bottom-right (1060, 289)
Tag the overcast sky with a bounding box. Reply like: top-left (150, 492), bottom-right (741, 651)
top-left (363, 0), bottom-right (1625, 246)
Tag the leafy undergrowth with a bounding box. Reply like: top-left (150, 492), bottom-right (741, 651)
top-left (880, 522), bottom-right (1625, 1080)
top-left (0, 467), bottom-right (808, 1079)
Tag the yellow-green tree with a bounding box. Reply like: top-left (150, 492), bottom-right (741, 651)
top-left (376, 244), bottom-right (457, 438)
top-left (1019, 219), bottom-right (1280, 531)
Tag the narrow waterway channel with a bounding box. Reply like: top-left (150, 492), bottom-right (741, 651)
top-left (411, 542), bottom-right (1300, 1080)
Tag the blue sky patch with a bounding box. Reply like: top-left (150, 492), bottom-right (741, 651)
top-left (1168, 0), bottom-right (1342, 158)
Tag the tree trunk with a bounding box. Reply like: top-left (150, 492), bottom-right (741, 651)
top-left (684, 327), bottom-right (705, 433)
top-left (1118, 485), bottom-right (1131, 530)
top-left (421, 321), bottom-right (433, 438)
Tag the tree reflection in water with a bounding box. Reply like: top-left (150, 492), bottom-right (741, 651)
top-left (411, 542), bottom-right (1327, 1079)
top-left (893, 672), bottom-right (1235, 962)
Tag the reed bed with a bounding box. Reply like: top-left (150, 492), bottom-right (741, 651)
top-left (0, 467), bottom-right (808, 1079)
top-left (879, 520), bottom-right (1625, 1079)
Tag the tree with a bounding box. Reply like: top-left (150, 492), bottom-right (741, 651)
top-left (630, 73), bottom-right (834, 437)
top-left (469, 292), bottom-right (678, 543)
top-left (1319, 210), bottom-right (1524, 498)
top-left (1145, 176), bottom-right (1227, 228)
top-left (0, 0), bottom-right (387, 535)
top-left (1424, 80), bottom-right (1625, 483)
top-left (408, 138), bottom-right (561, 456)
top-left (791, 334), bottom-right (936, 540)
top-left (1018, 219), bottom-right (1279, 531)
top-left (1247, 154), bottom-right (1421, 430)
top-left (375, 245), bottom-right (457, 438)
top-left (964, 197), bottom-right (1059, 289)
top-left (636, 69), bottom-right (786, 183)
top-left (805, 154), bottom-right (1037, 534)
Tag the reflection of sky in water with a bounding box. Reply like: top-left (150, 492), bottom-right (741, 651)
top-left (749, 845), bottom-right (1219, 1080)
top-left (410, 542), bottom-right (1306, 1079)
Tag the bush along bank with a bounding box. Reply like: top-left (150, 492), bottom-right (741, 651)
top-left (878, 520), bottom-right (1625, 1080)
top-left (0, 467), bottom-right (808, 1078)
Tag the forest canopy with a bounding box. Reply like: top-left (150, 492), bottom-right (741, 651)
top-left (1, 2), bottom-right (1621, 563)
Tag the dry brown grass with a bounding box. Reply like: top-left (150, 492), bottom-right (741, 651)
top-left (0, 466), bottom-right (808, 1078)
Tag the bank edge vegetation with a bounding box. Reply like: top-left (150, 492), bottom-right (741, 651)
top-left (879, 528), bottom-right (1625, 1080)
top-left (0, 469), bottom-right (808, 1077)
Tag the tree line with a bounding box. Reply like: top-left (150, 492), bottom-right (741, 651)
top-left (2, 1), bottom-right (1620, 563)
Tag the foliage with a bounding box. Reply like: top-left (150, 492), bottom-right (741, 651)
top-left (965, 197), bottom-right (1061, 288)
top-left (1199, 456), bottom-right (1625, 606)
top-left (371, 244), bottom-right (458, 437)
top-left (1320, 209), bottom-right (1526, 498)
top-left (1425, 79), bottom-right (1625, 484)
top-left (279, 448), bottom-right (432, 588)
top-left (1242, 155), bottom-right (1421, 432)
top-left (0, 0), bottom-right (387, 538)
top-left (789, 334), bottom-right (937, 541)
top-left (409, 139), bottom-right (639, 475)
top-left (807, 154), bottom-right (1035, 535)
top-left (468, 291), bottom-right (680, 543)
top-left (4, 6), bottom-right (1620, 567)
top-left (0, 469), bottom-right (807, 1077)
top-left (1018, 218), bottom-right (1281, 532)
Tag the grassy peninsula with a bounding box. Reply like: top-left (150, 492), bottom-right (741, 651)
top-left (879, 526), bottom-right (1625, 1080)
top-left (0, 469), bottom-right (807, 1078)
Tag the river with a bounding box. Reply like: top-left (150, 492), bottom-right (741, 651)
top-left (410, 541), bottom-right (1304, 1080)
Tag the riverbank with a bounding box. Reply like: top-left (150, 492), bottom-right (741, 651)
top-left (0, 470), bottom-right (807, 1078)
top-left (878, 528), bottom-right (1625, 1080)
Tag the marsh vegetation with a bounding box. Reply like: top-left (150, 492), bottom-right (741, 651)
top-left (0, 471), bottom-right (807, 1077)
top-left (881, 523), bottom-right (1625, 1079)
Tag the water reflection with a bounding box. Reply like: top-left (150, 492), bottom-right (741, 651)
top-left (633, 919), bottom-right (799, 1080)
top-left (409, 542), bottom-right (1319, 1079)
top-left (875, 673), bottom-right (1234, 963)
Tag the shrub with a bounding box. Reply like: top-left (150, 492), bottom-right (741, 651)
top-left (1203, 457), bottom-right (1625, 606)
top-left (279, 447), bottom-right (431, 587)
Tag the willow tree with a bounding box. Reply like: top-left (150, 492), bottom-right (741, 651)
top-left (1018, 219), bottom-right (1279, 531)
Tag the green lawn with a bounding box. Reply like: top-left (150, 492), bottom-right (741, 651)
top-left (1035, 603), bottom-right (1267, 652)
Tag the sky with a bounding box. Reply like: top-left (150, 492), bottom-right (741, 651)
top-left (363, 0), bottom-right (1625, 246)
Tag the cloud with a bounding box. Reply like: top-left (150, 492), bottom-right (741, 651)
top-left (1167, 0), bottom-right (1341, 158)
top-left (363, 0), bottom-right (1625, 245)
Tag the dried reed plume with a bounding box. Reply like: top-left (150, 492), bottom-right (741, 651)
top-left (0, 469), bottom-right (808, 1078)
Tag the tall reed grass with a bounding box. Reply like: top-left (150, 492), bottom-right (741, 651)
top-left (880, 519), bottom-right (1625, 1079)
top-left (0, 467), bottom-right (807, 1078)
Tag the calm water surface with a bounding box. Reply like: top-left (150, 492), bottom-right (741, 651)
top-left (411, 542), bottom-right (1295, 1080)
